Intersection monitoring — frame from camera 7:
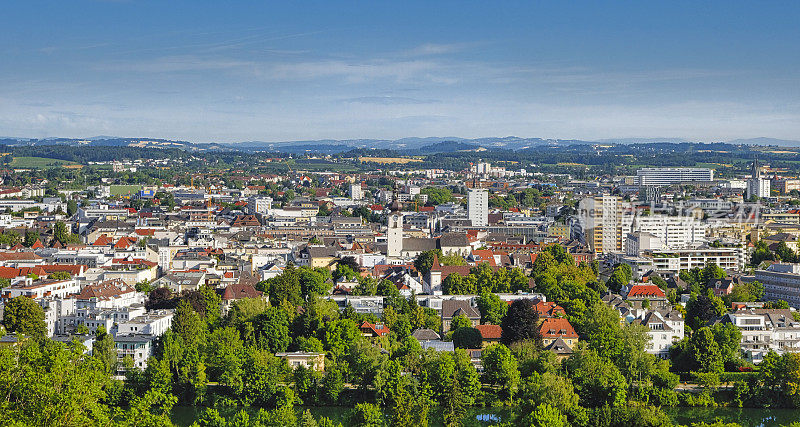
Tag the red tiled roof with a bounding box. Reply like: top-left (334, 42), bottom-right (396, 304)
top-left (221, 282), bottom-right (263, 301)
top-left (539, 318), bottom-right (578, 339)
top-left (0, 251), bottom-right (41, 261)
top-left (471, 249), bottom-right (498, 266)
top-left (475, 324), bottom-right (502, 340)
top-left (93, 236), bottom-right (114, 246)
top-left (41, 264), bottom-right (86, 275)
top-left (31, 240), bottom-right (44, 249)
top-left (360, 321), bottom-right (390, 337)
top-left (77, 279), bottom-right (133, 300)
top-left (627, 284), bottom-right (666, 298)
top-left (0, 266), bottom-right (47, 279)
top-left (534, 301), bottom-right (566, 317)
top-left (114, 237), bottom-right (137, 249)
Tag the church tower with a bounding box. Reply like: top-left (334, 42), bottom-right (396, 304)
top-left (387, 214), bottom-right (403, 258)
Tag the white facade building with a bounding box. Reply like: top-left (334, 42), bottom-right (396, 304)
top-left (248, 196), bottom-right (273, 215)
top-left (632, 214), bottom-right (707, 249)
top-left (467, 189), bottom-right (489, 227)
top-left (747, 178), bottom-right (771, 199)
top-left (646, 247), bottom-right (746, 273)
top-left (747, 160), bottom-right (771, 199)
top-left (349, 183), bottom-right (363, 200)
top-left (1, 279), bottom-right (80, 303)
top-left (636, 168), bottom-right (714, 186)
top-left (756, 263), bottom-right (800, 308)
top-left (579, 195), bottom-right (633, 254)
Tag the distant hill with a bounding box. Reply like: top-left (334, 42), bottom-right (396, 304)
top-left (726, 137), bottom-right (800, 147)
top-left (594, 137), bottom-right (692, 144)
top-left (414, 141), bottom-right (481, 154)
top-left (2, 135), bottom-right (799, 153)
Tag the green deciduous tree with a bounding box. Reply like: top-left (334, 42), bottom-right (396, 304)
top-left (523, 403), bottom-right (568, 427)
top-left (24, 229), bottom-right (39, 247)
top-left (519, 372), bottom-right (587, 426)
top-left (0, 339), bottom-right (116, 426)
top-left (3, 296), bottom-right (47, 339)
top-left (449, 313), bottom-right (472, 332)
top-left (481, 343), bottom-right (520, 400)
top-left (686, 290), bottom-right (728, 330)
top-left (565, 346), bottom-right (627, 408)
top-left (476, 292), bottom-right (508, 325)
top-left (93, 326), bottom-right (117, 374)
top-left (349, 403), bottom-right (384, 427)
top-left (452, 327), bottom-right (482, 349)
top-left (253, 307), bottom-right (291, 353)
top-left (500, 299), bottom-right (541, 347)
top-left (688, 327), bottom-right (724, 373)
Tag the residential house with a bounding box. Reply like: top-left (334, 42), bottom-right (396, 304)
top-left (219, 281), bottom-right (265, 315)
top-left (441, 300), bottom-right (480, 334)
top-left (637, 310), bottom-right (684, 358)
top-left (623, 284), bottom-right (669, 310)
top-left (539, 318), bottom-right (579, 348)
top-left (475, 324), bottom-right (502, 347)
top-left (717, 308), bottom-right (800, 364)
top-left (360, 321), bottom-right (391, 338)
top-left (151, 271), bottom-right (207, 293)
top-left (276, 352), bottom-right (325, 371)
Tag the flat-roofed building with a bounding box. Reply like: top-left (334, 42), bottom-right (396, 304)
top-left (636, 168), bottom-right (714, 186)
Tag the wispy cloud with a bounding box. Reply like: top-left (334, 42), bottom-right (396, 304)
top-left (95, 55), bottom-right (253, 73)
top-left (403, 42), bottom-right (475, 56)
top-left (340, 96), bottom-right (440, 105)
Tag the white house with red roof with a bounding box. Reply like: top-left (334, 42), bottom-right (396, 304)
top-left (359, 321), bottom-right (391, 338)
top-left (1, 278), bottom-right (80, 309)
top-left (623, 284), bottom-right (669, 310)
top-left (539, 317), bottom-right (579, 348)
top-left (75, 279), bottom-right (143, 310)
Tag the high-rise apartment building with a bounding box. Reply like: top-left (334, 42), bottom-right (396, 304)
top-left (632, 214), bottom-right (707, 250)
top-left (467, 188), bottom-right (489, 227)
top-left (350, 183), bottom-right (363, 200)
top-left (747, 160), bottom-right (771, 199)
top-left (579, 195), bottom-right (631, 254)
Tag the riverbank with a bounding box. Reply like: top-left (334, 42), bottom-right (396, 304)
top-left (170, 405), bottom-right (800, 427)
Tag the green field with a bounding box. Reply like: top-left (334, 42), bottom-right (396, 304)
top-left (109, 185), bottom-right (142, 195)
top-left (9, 156), bottom-right (79, 168)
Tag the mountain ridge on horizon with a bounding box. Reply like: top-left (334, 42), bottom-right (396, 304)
top-left (2, 135), bottom-right (799, 151)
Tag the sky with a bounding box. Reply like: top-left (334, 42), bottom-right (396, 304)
top-left (1, 1), bottom-right (799, 143)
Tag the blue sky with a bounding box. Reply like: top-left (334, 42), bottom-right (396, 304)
top-left (1, 1), bottom-right (799, 142)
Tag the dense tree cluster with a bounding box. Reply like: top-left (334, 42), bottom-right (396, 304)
top-left (441, 264), bottom-right (529, 295)
top-left (5, 235), bottom-right (800, 425)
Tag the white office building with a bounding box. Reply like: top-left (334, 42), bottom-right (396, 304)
top-left (467, 189), bottom-right (489, 227)
top-left (248, 196), bottom-right (273, 215)
top-left (636, 168), bottom-right (714, 186)
top-left (756, 263), bottom-right (800, 308)
top-left (646, 247), bottom-right (746, 273)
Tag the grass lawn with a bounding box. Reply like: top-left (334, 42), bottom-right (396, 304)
top-left (9, 156), bottom-right (79, 168)
top-left (109, 185), bottom-right (142, 195)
